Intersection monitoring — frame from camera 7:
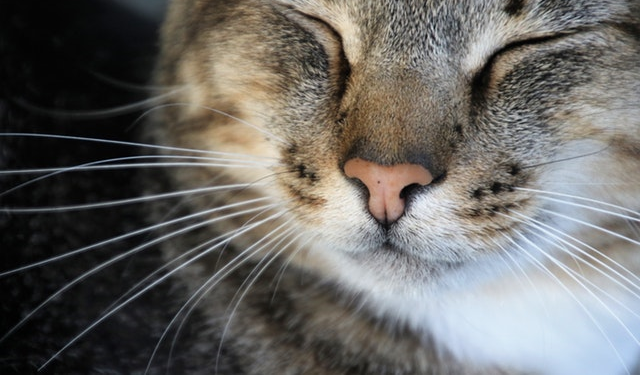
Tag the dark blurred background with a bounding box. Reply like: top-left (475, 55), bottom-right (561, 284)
top-left (0, 1), bottom-right (212, 374)
top-left (0, 0), bottom-right (168, 160)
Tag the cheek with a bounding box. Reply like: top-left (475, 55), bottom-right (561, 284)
top-left (284, 166), bottom-right (372, 232)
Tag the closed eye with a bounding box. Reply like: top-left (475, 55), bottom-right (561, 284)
top-left (470, 33), bottom-right (578, 103)
top-left (278, 6), bottom-right (352, 100)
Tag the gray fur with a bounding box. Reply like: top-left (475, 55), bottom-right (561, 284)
top-left (147, 0), bottom-right (640, 373)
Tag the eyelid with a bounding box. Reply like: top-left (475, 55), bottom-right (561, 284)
top-left (500, 32), bottom-right (575, 54)
top-left (470, 32), bottom-right (579, 101)
top-left (281, 7), bottom-right (343, 48)
top-left (276, 5), bottom-right (351, 99)
top-left (497, 26), bottom-right (594, 60)
top-left (474, 34), bottom-right (561, 81)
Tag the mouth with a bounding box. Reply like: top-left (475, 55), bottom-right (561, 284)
top-left (380, 238), bottom-right (402, 252)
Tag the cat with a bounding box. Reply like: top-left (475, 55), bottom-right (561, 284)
top-left (2, 0), bottom-right (640, 374)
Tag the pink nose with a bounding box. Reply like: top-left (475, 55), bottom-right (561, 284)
top-left (344, 158), bottom-right (433, 224)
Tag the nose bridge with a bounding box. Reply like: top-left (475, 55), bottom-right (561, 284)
top-left (342, 71), bottom-right (450, 174)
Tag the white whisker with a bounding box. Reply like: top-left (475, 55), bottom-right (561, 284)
top-left (491, 237), bottom-right (548, 304)
top-left (0, 156), bottom-right (278, 176)
top-left (1, 202), bottom-right (278, 346)
top-left (128, 102), bottom-right (289, 146)
top-left (1, 183), bottom-right (266, 213)
top-left (506, 210), bottom-right (640, 294)
top-left (516, 187), bottom-right (640, 218)
top-left (505, 232), bottom-right (631, 374)
top-left (0, 162), bottom-right (265, 175)
top-left (34, 204), bottom-right (286, 372)
top-left (88, 71), bottom-right (183, 93)
top-left (143, 213), bottom-right (294, 373)
top-left (99, 199), bottom-right (286, 315)
top-left (0, 133), bottom-right (275, 158)
top-left (225, 226), bottom-right (299, 312)
top-left (539, 208), bottom-right (640, 248)
top-left (515, 215), bottom-right (640, 328)
top-left (215, 225), bottom-right (302, 371)
top-left (0, 155), bottom-right (276, 200)
top-left (270, 235), bottom-right (316, 303)
top-left (0, 197), bottom-right (272, 278)
top-left (12, 88), bottom-right (187, 120)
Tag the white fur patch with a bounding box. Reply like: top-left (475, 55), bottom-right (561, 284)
top-left (419, 270), bottom-right (640, 375)
top-left (321, 244), bottom-right (640, 374)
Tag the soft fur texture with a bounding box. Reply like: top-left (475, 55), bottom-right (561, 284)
top-left (2, 0), bottom-right (640, 374)
top-left (147, 0), bottom-right (640, 373)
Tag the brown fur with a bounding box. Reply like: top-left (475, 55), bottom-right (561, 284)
top-left (146, 0), bottom-right (640, 373)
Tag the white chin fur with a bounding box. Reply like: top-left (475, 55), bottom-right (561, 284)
top-left (322, 246), bottom-right (640, 374)
top-left (421, 272), bottom-right (640, 374)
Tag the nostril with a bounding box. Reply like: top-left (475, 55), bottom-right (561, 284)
top-left (343, 158), bottom-right (433, 224)
top-left (399, 183), bottom-right (423, 200)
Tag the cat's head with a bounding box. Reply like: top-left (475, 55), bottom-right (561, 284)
top-left (153, 0), bottom-right (640, 313)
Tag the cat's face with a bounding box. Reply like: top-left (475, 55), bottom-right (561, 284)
top-left (155, 0), bottom-right (640, 311)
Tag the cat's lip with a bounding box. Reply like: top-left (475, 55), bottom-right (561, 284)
top-left (374, 240), bottom-right (427, 260)
top-left (347, 242), bottom-right (467, 283)
top-left (381, 240), bottom-right (404, 253)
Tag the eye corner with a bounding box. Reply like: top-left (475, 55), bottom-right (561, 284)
top-left (469, 63), bottom-right (493, 106)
